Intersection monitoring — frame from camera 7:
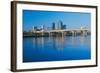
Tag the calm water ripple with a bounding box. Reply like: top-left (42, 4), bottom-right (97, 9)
top-left (23, 35), bottom-right (91, 62)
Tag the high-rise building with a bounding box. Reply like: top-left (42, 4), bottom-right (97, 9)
top-left (62, 25), bottom-right (66, 29)
top-left (52, 22), bottom-right (55, 30)
top-left (41, 25), bottom-right (45, 30)
top-left (58, 20), bottom-right (64, 29)
top-left (34, 26), bottom-right (38, 30)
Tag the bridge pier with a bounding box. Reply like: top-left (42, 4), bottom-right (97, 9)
top-left (61, 32), bottom-right (64, 37)
top-left (41, 31), bottom-right (44, 36)
top-left (80, 30), bottom-right (88, 36)
top-left (48, 32), bottom-right (52, 37)
top-left (71, 31), bottom-right (76, 36)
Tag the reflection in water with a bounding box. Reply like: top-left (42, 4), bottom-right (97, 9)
top-left (80, 36), bottom-right (85, 45)
top-left (32, 36), bottom-right (65, 51)
top-left (23, 35), bottom-right (91, 62)
top-left (55, 36), bottom-right (65, 50)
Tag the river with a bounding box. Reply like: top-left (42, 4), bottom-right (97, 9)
top-left (23, 35), bottom-right (91, 62)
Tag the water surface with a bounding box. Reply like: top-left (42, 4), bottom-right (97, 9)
top-left (23, 35), bottom-right (91, 62)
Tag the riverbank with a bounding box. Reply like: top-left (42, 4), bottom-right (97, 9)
top-left (23, 32), bottom-right (90, 37)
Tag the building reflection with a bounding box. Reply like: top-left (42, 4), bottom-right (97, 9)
top-left (32, 37), bottom-right (44, 49)
top-left (54, 36), bottom-right (65, 50)
top-left (32, 34), bottom-right (88, 51)
top-left (32, 36), bottom-right (65, 51)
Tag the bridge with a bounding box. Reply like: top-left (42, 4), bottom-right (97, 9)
top-left (32, 28), bottom-right (90, 37)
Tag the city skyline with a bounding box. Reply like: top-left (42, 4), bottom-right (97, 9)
top-left (23, 10), bottom-right (91, 31)
top-left (32, 20), bottom-right (67, 31)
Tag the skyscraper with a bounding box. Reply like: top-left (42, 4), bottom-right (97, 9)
top-left (52, 22), bottom-right (55, 30)
top-left (58, 20), bottom-right (64, 29)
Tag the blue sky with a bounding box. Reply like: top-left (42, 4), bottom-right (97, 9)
top-left (23, 10), bottom-right (91, 31)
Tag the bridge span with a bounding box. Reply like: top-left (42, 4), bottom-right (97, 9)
top-left (32, 28), bottom-right (90, 36)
